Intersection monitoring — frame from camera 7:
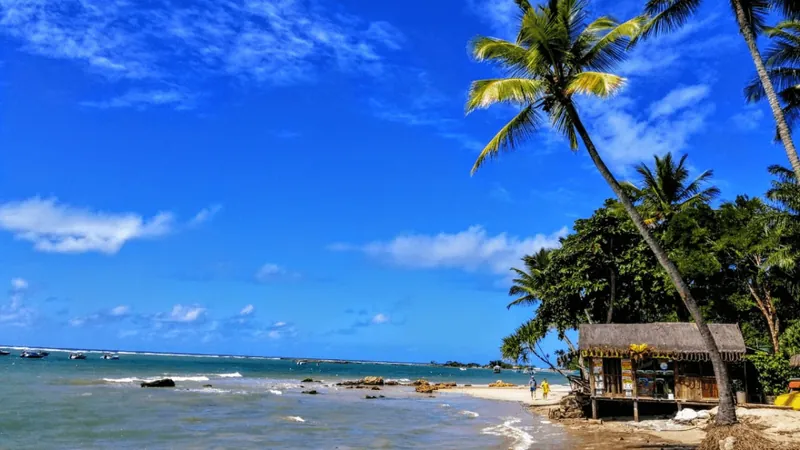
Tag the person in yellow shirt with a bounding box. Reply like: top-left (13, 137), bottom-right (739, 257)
top-left (541, 379), bottom-right (550, 400)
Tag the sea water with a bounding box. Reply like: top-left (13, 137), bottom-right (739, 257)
top-left (0, 348), bottom-right (575, 449)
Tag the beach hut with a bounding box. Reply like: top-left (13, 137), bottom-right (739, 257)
top-left (579, 323), bottom-right (747, 421)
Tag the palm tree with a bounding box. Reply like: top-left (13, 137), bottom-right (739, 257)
top-left (636, 1), bottom-right (800, 181)
top-left (625, 153), bottom-right (720, 225)
top-left (766, 164), bottom-right (800, 213)
top-left (745, 20), bottom-right (800, 142)
top-left (466, 0), bottom-right (737, 424)
top-left (507, 248), bottom-right (550, 309)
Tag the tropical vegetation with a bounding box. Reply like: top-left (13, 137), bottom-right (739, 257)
top-left (466, 0), bottom-right (749, 423)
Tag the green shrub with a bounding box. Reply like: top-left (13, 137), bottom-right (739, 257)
top-left (747, 353), bottom-right (799, 396)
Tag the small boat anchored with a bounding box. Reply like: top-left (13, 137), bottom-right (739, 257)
top-left (493, 365), bottom-right (502, 374)
top-left (0, 350), bottom-right (10, 356)
top-left (20, 351), bottom-right (46, 359)
top-left (102, 353), bottom-right (120, 360)
top-left (69, 352), bottom-right (87, 360)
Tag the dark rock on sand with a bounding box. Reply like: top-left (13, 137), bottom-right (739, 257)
top-left (385, 381), bottom-right (399, 386)
top-left (301, 378), bottom-right (314, 383)
top-left (371, 387), bottom-right (381, 390)
top-left (365, 395), bottom-right (386, 399)
top-left (141, 379), bottom-right (175, 388)
top-left (362, 376), bottom-right (384, 386)
top-left (301, 390), bottom-right (318, 395)
top-left (203, 384), bottom-right (213, 388)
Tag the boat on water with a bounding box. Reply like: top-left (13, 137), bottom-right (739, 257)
top-left (69, 353), bottom-right (87, 360)
top-left (459, 367), bottom-right (467, 371)
top-left (296, 360), bottom-right (306, 365)
top-left (493, 365), bottom-right (502, 374)
top-left (0, 350), bottom-right (10, 356)
top-left (20, 351), bottom-right (46, 359)
top-left (102, 353), bottom-right (120, 360)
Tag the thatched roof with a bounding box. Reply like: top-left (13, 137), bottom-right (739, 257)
top-left (579, 323), bottom-right (746, 362)
top-left (791, 354), bottom-right (800, 367)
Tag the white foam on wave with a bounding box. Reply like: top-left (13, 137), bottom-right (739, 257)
top-left (269, 390), bottom-right (283, 395)
top-left (386, 378), bottom-right (411, 383)
top-left (103, 377), bottom-right (142, 383)
top-left (481, 417), bottom-right (535, 450)
top-left (439, 403), bottom-right (451, 408)
top-left (216, 372), bottom-right (242, 378)
top-left (460, 410), bottom-right (480, 418)
top-left (285, 416), bottom-right (305, 423)
top-left (168, 376), bottom-right (210, 382)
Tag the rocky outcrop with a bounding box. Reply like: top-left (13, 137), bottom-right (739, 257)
top-left (488, 380), bottom-right (515, 388)
top-left (414, 381), bottom-right (457, 394)
top-left (385, 381), bottom-right (399, 386)
top-left (141, 379), bottom-right (175, 388)
top-left (362, 376), bottom-right (384, 385)
top-left (548, 393), bottom-right (589, 420)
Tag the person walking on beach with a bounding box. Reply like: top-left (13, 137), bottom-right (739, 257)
top-left (529, 375), bottom-right (537, 400)
top-left (541, 379), bottom-right (550, 400)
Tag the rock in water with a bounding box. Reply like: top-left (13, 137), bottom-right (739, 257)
top-left (362, 376), bottom-right (384, 386)
top-left (202, 384), bottom-right (213, 388)
top-left (301, 378), bottom-right (314, 383)
top-left (141, 379), bottom-right (176, 388)
top-left (301, 390), bottom-right (318, 395)
top-left (371, 387), bottom-right (381, 391)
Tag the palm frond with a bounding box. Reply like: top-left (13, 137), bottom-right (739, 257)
top-left (466, 78), bottom-right (545, 113)
top-left (566, 71), bottom-right (625, 97)
top-left (469, 37), bottom-right (537, 76)
top-left (471, 105), bottom-right (543, 175)
top-left (582, 16), bottom-right (647, 70)
top-left (636, 0), bottom-right (702, 42)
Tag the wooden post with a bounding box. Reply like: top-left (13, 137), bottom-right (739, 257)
top-left (592, 398), bottom-right (598, 420)
top-left (743, 360), bottom-right (749, 405)
top-left (633, 400), bottom-right (639, 422)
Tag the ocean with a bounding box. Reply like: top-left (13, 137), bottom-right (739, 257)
top-left (0, 347), bottom-right (574, 449)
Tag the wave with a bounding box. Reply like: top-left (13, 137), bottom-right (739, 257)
top-left (386, 378), bottom-right (411, 383)
top-left (481, 417), bottom-right (535, 450)
top-left (170, 376), bottom-right (210, 382)
top-left (216, 372), bottom-right (242, 378)
top-left (284, 416), bottom-right (305, 423)
top-left (103, 375), bottom-right (210, 383)
top-left (269, 390), bottom-right (283, 395)
top-left (460, 410), bottom-right (480, 418)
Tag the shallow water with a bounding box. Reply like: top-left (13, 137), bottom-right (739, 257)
top-left (0, 348), bottom-right (575, 449)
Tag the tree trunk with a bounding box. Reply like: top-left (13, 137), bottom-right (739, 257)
top-left (747, 283), bottom-right (781, 354)
top-left (732, 0), bottom-right (800, 181)
top-left (606, 267), bottom-right (616, 324)
top-left (564, 101), bottom-right (738, 425)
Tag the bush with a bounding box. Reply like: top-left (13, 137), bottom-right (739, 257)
top-left (779, 321), bottom-right (800, 357)
top-left (747, 353), bottom-right (799, 396)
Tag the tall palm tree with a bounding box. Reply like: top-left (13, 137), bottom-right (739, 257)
top-left (745, 20), bottom-right (800, 141)
top-left (636, 0), bottom-right (800, 181)
top-left (625, 153), bottom-right (720, 225)
top-left (507, 248), bottom-right (550, 309)
top-left (466, 0), bottom-right (737, 424)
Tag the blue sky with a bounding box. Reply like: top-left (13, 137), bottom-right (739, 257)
top-left (0, 0), bottom-right (788, 363)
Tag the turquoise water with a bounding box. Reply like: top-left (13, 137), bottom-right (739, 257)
top-left (0, 348), bottom-right (573, 449)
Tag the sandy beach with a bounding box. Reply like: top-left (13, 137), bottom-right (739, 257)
top-left (440, 383), bottom-right (570, 406)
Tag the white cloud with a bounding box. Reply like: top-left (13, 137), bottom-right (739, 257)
top-left (466, 0), bottom-right (520, 39)
top-left (240, 304), bottom-right (254, 316)
top-left (82, 89), bottom-right (195, 110)
top-left (731, 106), bottom-right (765, 131)
top-left (169, 304), bottom-right (206, 322)
top-left (267, 330), bottom-right (281, 339)
top-left (0, 0), bottom-right (404, 105)
top-left (648, 85), bottom-right (711, 120)
top-left (254, 263), bottom-right (298, 282)
top-left (109, 305), bottom-right (130, 316)
top-left (189, 204), bottom-right (222, 226)
top-left (0, 197), bottom-right (174, 254)
top-left (0, 278), bottom-right (35, 326)
top-left (332, 226), bottom-right (567, 275)
top-left (581, 85), bottom-right (713, 171)
top-left (11, 278), bottom-right (28, 291)
top-left (371, 313), bottom-right (389, 325)
top-left (273, 321), bottom-right (287, 327)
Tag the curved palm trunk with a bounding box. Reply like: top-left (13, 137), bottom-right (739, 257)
top-left (732, 0), bottom-right (800, 181)
top-left (563, 102), bottom-right (738, 425)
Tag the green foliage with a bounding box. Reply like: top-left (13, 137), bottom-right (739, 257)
top-left (466, 0), bottom-right (646, 174)
top-left (780, 321), bottom-right (800, 356)
top-left (747, 353), bottom-right (800, 396)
